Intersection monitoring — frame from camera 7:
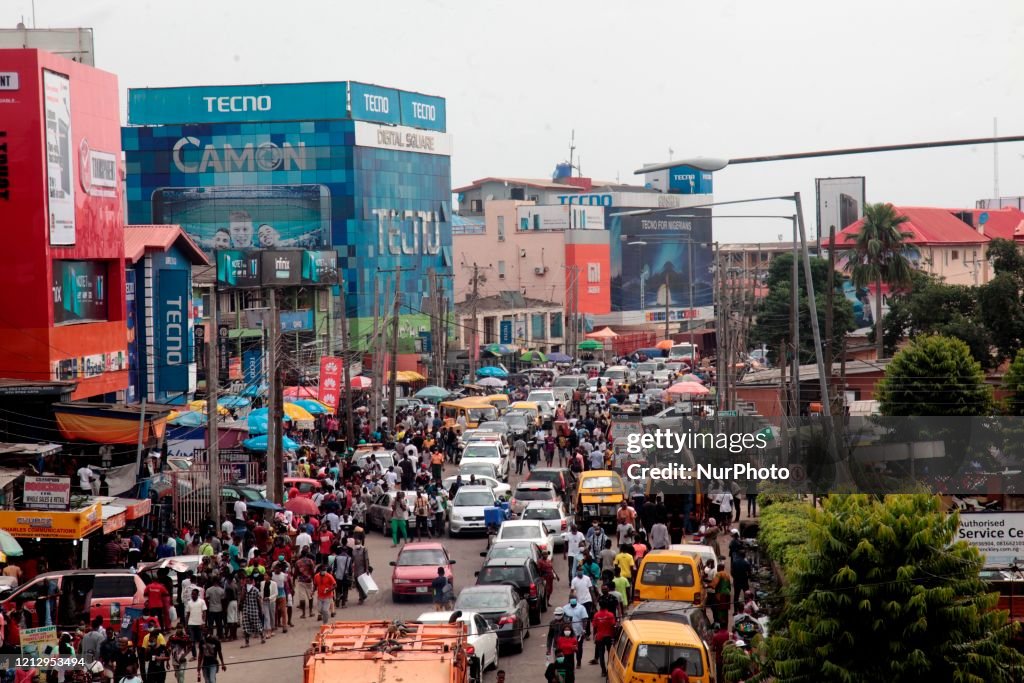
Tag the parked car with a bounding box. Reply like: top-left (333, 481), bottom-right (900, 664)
top-left (453, 585), bottom-right (530, 654)
top-left (477, 421), bottom-right (510, 437)
top-left (448, 485), bottom-right (497, 537)
top-left (417, 610), bottom-right (499, 672)
top-left (474, 556), bottom-right (547, 625)
top-left (395, 397), bottom-right (425, 411)
top-left (389, 542), bottom-right (455, 602)
top-left (480, 540), bottom-right (543, 565)
top-left (623, 600), bottom-right (714, 646)
top-left (1, 570), bottom-right (147, 642)
top-left (460, 441), bottom-right (509, 481)
top-left (525, 467), bottom-right (576, 501)
top-left (651, 369), bottom-right (675, 386)
top-left (520, 501), bottom-right (572, 551)
top-left (526, 390), bottom-right (557, 413)
top-left (642, 404), bottom-right (693, 429)
top-left (442, 474), bottom-right (510, 500)
top-left (365, 490), bottom-right (426, 533)
top-left (458, 461), bottom-right (501, 482)
top-left (283, 477), bottom-right (322, 498)
top-left (508, 480), bottom-right (558, 516)
top-left (492, 519), bottom-right (558, 556)
top-left (500, 413), bottom-right (530, 439)
top-left (635, 361), bottom-right (666, 379)
top-left (354, 449), bottom-right (397, 471)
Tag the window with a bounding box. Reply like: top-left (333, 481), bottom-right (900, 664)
top-left (243, 290), bottom-right (264, 309)
top-left (470, 199), bottom-right (483, 213)
top-left (497, 216), bottom-right (505, 241)
top-left (532, 313), bottom-right (545, 340)
top-left (519, 216), bottom-right (529, 231)
top-left (317, 289), bottom-right (330, 312)
top-left (93, 576), bottom-right (138, 598)
top-left (614, 635), bottom-right (633, 665)
top-left (640, 561), bottom-right (695, 587)
top-left (550, 313), bottom-right (563, 339)
top-left (498, 260), bottom-right (506, 279)
top-left (631, 644), bottom-right (704, 677)
top-left (587, 263), bottom-right (601, 283)
top-left (952, 250), bottom-right (959, 261)
top-left (533, 215), bottom-right (541, 231)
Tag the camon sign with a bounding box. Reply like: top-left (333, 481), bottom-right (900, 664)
top-left (172, 137), bottom-right (309, 173)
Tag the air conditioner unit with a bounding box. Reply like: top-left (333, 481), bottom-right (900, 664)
top-left (534, 266), bottom-right (548, 275)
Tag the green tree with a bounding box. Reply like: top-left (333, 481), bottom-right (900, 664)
top-left (1003, 349), bottom-right (1024, 416)
top-left (987, 237), bottom-right (1024, 280)
top-left (877, 334), bottom-right (991, 417)
top-left (750, 253), bottom-right (854, 365)
top-left (768, 494), bottom-right (1023, 683)
top-left (881, 271), bottom-right (995, 368)
top-left (842, 203), bottom-right (914, 360)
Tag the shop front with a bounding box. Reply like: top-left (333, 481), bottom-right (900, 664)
top-left (0, 503), bottom-right (102, 570)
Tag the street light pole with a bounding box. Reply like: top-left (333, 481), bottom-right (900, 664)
top-left (688, 242), bottom-right (695, 351)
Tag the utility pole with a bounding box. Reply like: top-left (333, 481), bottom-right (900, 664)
top-left (664, 270), bottom-right (671, 341)
top-left (468, 263), bottom-right (480, 380)
top-left (825, 224), bottom-right (836, 411)
top-left (205, 284), bottom-right (221, 524)
top-left (428, 268), bottom-right (437, 383)
top-left (688, 241), bottom-right (695, 350)
top-left (715, 244), bottom-right (724, 412)
top-left (791, 217), bottom-right (801, 419)
top-left (266, 287), bottom-right (282, 505)
top-left (338, 278), bottom-right (354, 447)
top-left (370, 284), bottom-right (382, 429)
top-left (380, 266), bottom-right (413, 428)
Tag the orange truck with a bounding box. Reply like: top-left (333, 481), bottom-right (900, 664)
top-left (303, 620), bottom-right (476, 683)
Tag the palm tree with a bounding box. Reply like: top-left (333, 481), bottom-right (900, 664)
top-left (842, 203), bottom-right (914, 359)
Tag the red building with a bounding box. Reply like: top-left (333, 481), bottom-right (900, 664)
top-left (0, 50), bottom-right (126, 399)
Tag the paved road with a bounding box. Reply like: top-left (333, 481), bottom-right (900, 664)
top-left (214, 465), bottom-right (608, 683)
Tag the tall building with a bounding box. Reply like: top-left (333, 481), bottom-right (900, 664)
top-left (0, 49), bottom-right (127, 399)
top-left (122, 82), bottom-right (454, 366)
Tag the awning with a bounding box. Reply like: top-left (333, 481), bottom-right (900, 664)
top-left (53, 403), bottom-right (169, 445)
top-left (96, 496), bottom-right (152, 521)
top-left (227, 328), bottom-right (264, 339)
top-left (0, 502), bottom-right (103, 539)
top-left (0, 468), bottom-right (23, 490)
top-left (101, 505), bottom-right (127, 535)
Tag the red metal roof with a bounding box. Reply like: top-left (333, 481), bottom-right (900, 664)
top-left (124, 225), bottom-right (210, 265)
top-left (958, 207), bottom-right (1024, 241)
top-left (823, 206), bottom-right (989, 248)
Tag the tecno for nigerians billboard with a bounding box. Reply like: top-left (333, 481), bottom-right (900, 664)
top-left (816, 176), bottom-right (866, 236)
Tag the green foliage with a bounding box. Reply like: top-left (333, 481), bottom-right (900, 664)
top-left (1003, 349), bottom-right (1024, 416)
top-left (758, 500), bottom-right (813, 572)
top-left (877, 334), bottom-right (992, 417)
top-left (978, 273), bottom-right (1024, 360)
top-left (750, 253), bottom-right (855, 365)
top-left (987, 237), bottom-right (1024, 280)
top-left (766, 494), bottom-right (1024, 682)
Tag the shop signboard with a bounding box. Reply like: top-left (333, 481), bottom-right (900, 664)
top-left (957, 512), bottom-right (1024, 566)
top-left (52, 260), bottom-right (108, 324)
top-left (23, 475), bottom-right (71, 510)
top-left (43, 70), bottom-right (75, 245)
top-left (500, 321), bottom-right (512, 344)
top-left (0, 502), bottom-right (102, 539)
top-left (156, 269), bottom-right (192, 394)
top-left (242, 348), bottom-right (262, 385)
top-left (261, 250), bottom-right (302, 286)
top-left (398, 90), bottom-right (446, 132)
top-left (301, 250), bottom-right (339, 284)
top-left (20, 625), bottom-right (58, 657)
top-left (318, 356), bottom-right (342, 409)
top-left (349, 82), bottom-right (401, 125)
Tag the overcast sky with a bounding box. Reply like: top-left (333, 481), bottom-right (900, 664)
top-left (5, 0), bottom-right (1024, 242)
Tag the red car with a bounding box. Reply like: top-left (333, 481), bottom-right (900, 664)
top-left (389, 542), bottom-right (455, 602)
top-left (284, 477), bottom-right (322, 498)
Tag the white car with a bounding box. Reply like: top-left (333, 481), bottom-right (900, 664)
top-left (449, 485), bottom-right (497, 536)
top-left (493, 519), bottom-right (558, 555)
top-left (526, 390), bottom-right (557, 413)
top-left (417, 610), bottom-right (499, 673)
top-left (443, 474), bottom-right (510, 500)
top-left (651, 369), bottom-right (675, 386)
top-left (461, 430), bottom-right (511, 457)
top-left (520, 501), bottom-right (572, 551)
top-left (461, 441), bottom-right (509, 481)
top-left (635, 361), bottom-right (665, 379)
top-left (642, 404), bottom-right (693, 429)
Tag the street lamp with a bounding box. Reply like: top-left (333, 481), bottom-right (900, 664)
top-left (626, 240), bottom-right (650, 323)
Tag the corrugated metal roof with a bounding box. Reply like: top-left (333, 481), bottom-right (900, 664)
top-left (823, 207), bottom-right (989, 248)
top-left (124, 225), bottom-right (211, 265)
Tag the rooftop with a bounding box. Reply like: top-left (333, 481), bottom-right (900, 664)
top-left (738, 359), bottom-right (891, 386)
top-left (455, 291), bottom-right (562, 313)
top-left (822, 206), bottom-right (1000, 249)
top-left (124, 225), bottom-right (211, 265)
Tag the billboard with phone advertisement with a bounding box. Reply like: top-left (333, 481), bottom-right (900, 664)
top-left (816, 177), bottom-right (866, 236)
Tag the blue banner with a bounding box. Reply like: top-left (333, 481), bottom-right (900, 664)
top-left (126, 271), bottom-right (139, 403)
top-left (128, 82), bottom-right (349, 125)
top-left (419, 331), bottom-right (433, 353)
top-left (349, 82), bottom-right (401, 125)
top-left (500, 320), bottom-right (513, 344)
top-left (399, 91), bottom-right (446, 131)
top-left (242, 348), bottom-right (263, 386)
top-left (280, 310), bottom-right (314, 331)
top-left (155, 269), bottom-right (191, 394)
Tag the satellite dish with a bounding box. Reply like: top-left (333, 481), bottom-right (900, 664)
top-left (979, 212), bottom-right (990, 225)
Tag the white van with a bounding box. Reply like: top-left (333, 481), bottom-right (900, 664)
top-left (668, 343), bottom-right (699, 364)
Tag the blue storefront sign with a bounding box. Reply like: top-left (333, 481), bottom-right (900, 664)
top-left (500, 320), bottom-right (513, 344)
top-left (399, 91), bottom-right (446, 132)
top-left (349, 82), bottom-right (401, 125)
top-left (242, 348), bottom-right (263, 386)
top-left (125, 271), bottom-right (139, 403)
top-left (155, 268), bottom-right (192, 394)
top-left (279, 310), bottom-right (314, 331)
top-left (128, 82), bottom-right (350, 125)
top-left (668, 166), bottom-right (714, 195)
top-left (418, 331), bottom-right (433, 353)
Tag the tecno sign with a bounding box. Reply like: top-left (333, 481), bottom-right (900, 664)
top-left (203, 95), bottom-right (271, 113)
top-left (164, 295), bottom-right (185, 366)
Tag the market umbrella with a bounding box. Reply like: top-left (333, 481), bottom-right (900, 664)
top-left (168, 411), bottom-right (207, 427)
top-left (655, 339), bottom-right (675, 350)
top-left (477, 377), bottom-right (507, 388)
top-left (394, 370), bottom-right (426, 383)
top-left (188, 399), bottom-right (229, 416)
top-left (350, 376), bottom-right (373, 390)
top-left (248, 408), bottom-right (292, 435)
top-left (547, 352), bottom-right (573, 363)
top-left (243, 434), bottom-right (300, 451)
top-left (291, 398), bottom-right (333, 415)
top-left (485, 343), bottom-right (516, 356)
top-left (282, 403), bottom-right (315, 422)
top-left (283, 385), bottom-right (319, 399)
top-left (0, 530), bottom-right (24, 558)
top-left (284, 496), bottom-right (320, 516)
top-left (578, 339), bottom-right (603, 351)
top-left (415, 385), bottom-right (451, 402)
top-left (241, 384), bottom-right (268, 398)
top-left (476, 366), bottom-right (508, 378)
top-left (680, 373), bottom-right (704, 384)
top-left (218, 395), bottom-right (251, 410)
top-left (246, 499), bottom-right (283, 511)
top-left (519, 350), bottom-right (547, 364)
top-left (666, 381), bottom-right (710, 396)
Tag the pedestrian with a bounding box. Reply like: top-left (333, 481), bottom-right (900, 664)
top-left (312, 565), bottom-right (336, 622)
top-left (204, 580), bottom-right (225, 640)
top-left (196, 628), bottom-right (225, 683)
top-left (413, 491), bottom-right (431, 541)
top-left (441, 577), bottom-right (455, 610)
top-left (351, 537), bottom-right (371, 605)
top-left (431, 567), bottom-right (448, 611)
top-left (565, 525), bottom-right (585, 576)
top-left (391, 494), bottom-right (410, 546)
top-left (537, 550), bottom-right (559, 609)
top-left (732, 551), bottom-right (751, 610)
top-left (258, 572), bottom-right (276, 638)
top-left (240, 578), bottom-right (265, 647)
top-left (589, 601), bottom-right (616, 676)
top-left (270, 562), bottom-right (290, 633)
top-left (145, 636), bottom-right (168, 683)
top-left (331, 547), bottom-right (353, 609)
top-left (544, 654), bottom-right (575, 683)
top-left (184, 589), bottom-right (206, 658)
top-left (167, 624), bottom-right (190, 683)
top-left (570, 569), bottom-right (594, 618)
top-left (561, 597), bottom-right (590, 669)
top-left (513, 435), bottom-right (527, 475)
top-left (649, 519), bottom-right (670, 550)
top-left (223, 581), bottom-right (239, 642)
top-left (293, 548), bottom-right (316, 618)
top-left (710, 562), bottom-right (732, 626)
top-left (747, 492), bottom-right (758, 518)
top-left (545, 607), bottom-right (569, 661)
top-left (584, 520), bottom-right (607, 557)
top-left (670, 656), bottom-right (691, 683)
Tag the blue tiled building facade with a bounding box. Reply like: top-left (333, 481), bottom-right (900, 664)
top-left (122, 82), bottom-right (453, 349)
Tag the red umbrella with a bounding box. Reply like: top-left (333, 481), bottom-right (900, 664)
top-left (285, 496), bottom-right (320, 516)
top-left (666, 381), bottom-right (710, 396)
top-left (350, 376), bottom-right (373, 390)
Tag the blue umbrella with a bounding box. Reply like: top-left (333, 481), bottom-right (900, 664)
top-left (548, 352), bottom-right (573, 363)
top-left (219, 395), bottom-right (251, 409)
top-left (476, 366), bottom-right (508, 378)
top-left (247, 408), bottom-right (292, 436)
top-left (241, 384), bottom-right (268, 398)
top-left (243, 434), bottom-right (300, 452)
top-left (415, 385), bottom-right (451, 402)
top-left (169, 411), bottom-right (207, 427)
top-left (292, 399), bottom-right (330, 416)
top-left (246, 499), bottom-right (283, 511)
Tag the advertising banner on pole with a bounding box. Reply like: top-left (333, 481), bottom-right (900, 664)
top-left (318, 356), bottom-right (342, 409)
top-left (242, 347), bottom-right (263, 386)
top-left (156, 269), bottom-right (191, 394)
top-left (816, 176), bottom-right (865, 235)
top-left (52, 261), bottom-right (108, 324)
top-left (43, 70), bottom-right (75, 245)
top-left (500, 321), bottom-right (512, 344)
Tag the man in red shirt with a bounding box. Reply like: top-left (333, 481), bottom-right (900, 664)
top-left (317, 529), bottom-right (335, 564)
top-left (311, 566), bottom-right (336, 623)
top-left (588, 603), bottom-right (616, 676)
top-left (710, 622), bottom-right (732, 680)
top-left (670, 657), bottom-right (690, 683)
top-left (144, 578), bottom-right (170, 629)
